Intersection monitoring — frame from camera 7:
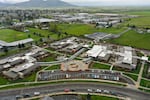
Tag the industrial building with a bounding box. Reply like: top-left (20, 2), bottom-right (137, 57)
top-left (86, 45), bottom-right (138, 70)
top-left (86, 45), bottom-right (111, 62)
top-left (50, 37), bottom-right (89, 54)
top-left (0, 38), bottom-right (34, 49)
top-left (85, 32), bottom-right (119, 41)
top-left (114, 46), bottom-right (138, 70)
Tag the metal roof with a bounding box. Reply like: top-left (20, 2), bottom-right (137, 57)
top-left (0, 38), bottom-right (34, 47)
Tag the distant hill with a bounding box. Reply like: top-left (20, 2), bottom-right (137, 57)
top-left (0, 2), bottom-right (10, 7)
top-left (0, 0), bottom-right (74, 8)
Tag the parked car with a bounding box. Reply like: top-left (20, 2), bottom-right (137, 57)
top-left (34, 92), bottom-right (40, 96)
top-left (64, 89), bottom-right (70, 92)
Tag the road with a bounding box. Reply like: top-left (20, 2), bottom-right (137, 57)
top-left (0, 82), bottom-right (149, 100)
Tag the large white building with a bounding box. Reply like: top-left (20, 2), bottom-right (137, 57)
top-left (87, 45), bottom-right (138, 70)
top-left (87, 45), bottom-right (107, 58)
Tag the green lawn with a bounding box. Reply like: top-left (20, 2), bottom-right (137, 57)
top-left (0, 29), bottom-right (27, 42)
top-left (142, 63), bottom-right (150, 78)
top-left (27, 28), bottom-right (66, 41)
top-left (108, 30), bottom-right (150, 50)
top-left (82, 95), bottom-right (119, 100)
top-left (123, 73), bottom-right (138, 81)
top-left (123, 16), bottom-right (150, 28)
top-left (57, 23), bottom-right (127, 36)
top-left (33, 95), bottom-right (119, 100)
top-left (92, 63), bottom-right (110, 69)
top-left (98, 27), bottom-right (127, 34)
top-left (40, 56), bottom-right (56, 62)
top-left (57, 23), bottom-right (97, 36)
top-left (123, 11), bottom-right (150, 16)
top-left (0, 46), bottom-right (31, 59)
top-left (45, 65), bottom-right (60, 70)
top-left (140, 79), bottom-right (150, 88)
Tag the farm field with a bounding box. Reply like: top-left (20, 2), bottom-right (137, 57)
top-left (108, 30), bottom-right (150, 50)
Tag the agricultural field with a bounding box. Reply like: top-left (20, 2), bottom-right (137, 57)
top-left (121, 11), bottom-right (150, 28)
top-left (57, 23), bottom-right (127, 36)
top-left (108, 30), bottom-right (150, 50)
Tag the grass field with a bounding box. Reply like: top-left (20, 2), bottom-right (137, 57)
top-left (82, 95), bottom-right (119, 100)
top-left (127, 17), bottom-right (150, 28)
top-left (121, 11), bottom-right (150, 28)
top-left (140, 79), bottom-right (150, 88)
top-left (92, 62), bottom-right (110, 69)
top-left (40, 56), bottom-right (57, 62)
top-left (142, 63), bottom-right (150, 78)
top-left (98, 27), bottom-right (127, 34)
top-left (108, 30), bottom-right (150, 50)
top-left (0, 29), bottom-right (27, 42)
top-left (28, 28), bottom-right (67, 40)
top-left (123, 73), bottom-right (138, 81)
top-left (45, 65), bottom-right (60, 70)
top-left (57, 23), bottom-right (127, 36)
top-left (123, 11), bottom-right (150, 16)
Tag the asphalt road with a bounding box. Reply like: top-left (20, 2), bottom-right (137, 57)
top-left (0, 82), bottom-right (149, 100)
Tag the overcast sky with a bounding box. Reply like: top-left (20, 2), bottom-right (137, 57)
top-left (0, 0), bottom-right (150, 6)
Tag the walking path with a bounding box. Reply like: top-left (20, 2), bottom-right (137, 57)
top-left (136, 61), bottom-right (145, 87)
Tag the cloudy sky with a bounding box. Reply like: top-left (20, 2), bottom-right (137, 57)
top-left (0, 0), bottom-right (150, 6)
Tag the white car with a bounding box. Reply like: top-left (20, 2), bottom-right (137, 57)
top-left (96, 89), bottom-right (102, 93)
top-left (103, 90), bottom-right (110, 94)
top-left (34, 92), bottom-right (40, 96)
top-left (87, 89), bottom-right (93, 92)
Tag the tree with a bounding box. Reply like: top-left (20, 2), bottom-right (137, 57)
top-left (21, 44), bottom-right (25, 48)
top-left (18, 43), bottom-right (22, 49)
top-left (28, 34), bottom-right (31, 38)
top-left (39, 38), bottom-right (43, 42)
top-left (64, 32), bottom-right (68, 36)
top-left (87, 94), bottom-right (91, 100)
top-left (49, 23), bottom-right (59, 33)
top-left (47, 35), bottom-right (50, 39)
top-left (95, 23), bottom-right (99, 27)
top-left (3, 46), bottom-right (8, 54)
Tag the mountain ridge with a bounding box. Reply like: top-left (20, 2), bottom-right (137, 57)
top-left (0, 0), bottom-right (74, 8)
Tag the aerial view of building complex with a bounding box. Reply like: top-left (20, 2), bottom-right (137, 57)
top-left (0, 0), bottom-right (149, 100)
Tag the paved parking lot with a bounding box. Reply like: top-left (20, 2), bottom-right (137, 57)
top-left (38, 69), bottom-right (121, 82)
